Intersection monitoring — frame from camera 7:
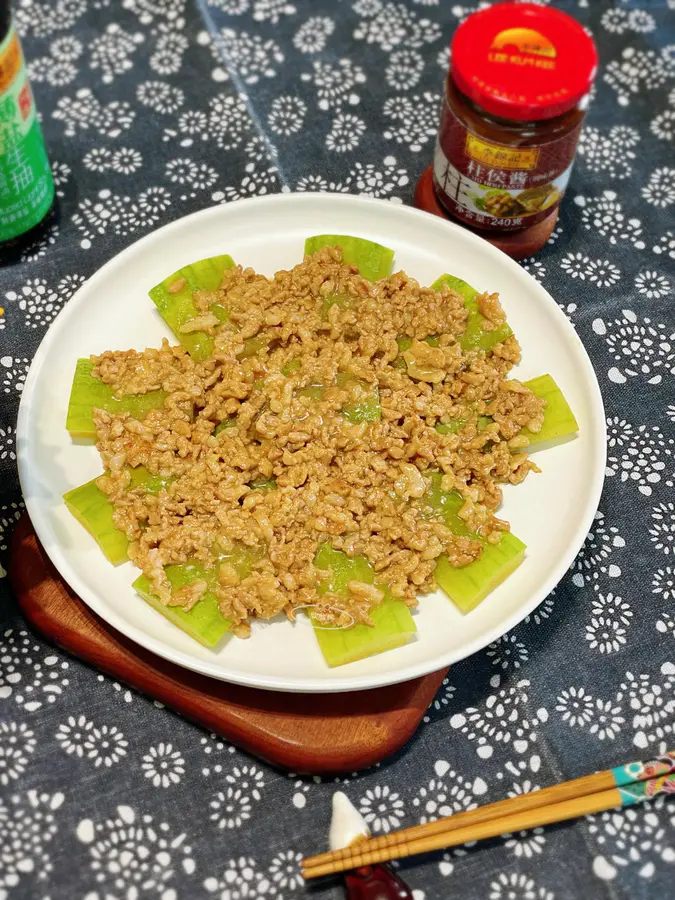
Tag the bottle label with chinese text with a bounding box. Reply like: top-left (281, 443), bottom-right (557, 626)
top-left (433, 97), bottom-right (581, 232)
top-left (0, 20), bottom-right (54, 243)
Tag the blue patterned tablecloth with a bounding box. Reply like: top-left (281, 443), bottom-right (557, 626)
top-left (1, 1), bottom-right (674, 898)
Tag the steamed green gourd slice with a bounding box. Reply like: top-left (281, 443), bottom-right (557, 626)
top-left (66, 359), bottom-right (167, 439)
top-left (296, 373), bottom-right (381, 423)
top-left (133, 563), bottom-right (230, 648)
top-left (434, 532), bottom-right (526, 613)
top-left (63, 466), bottom-right (171, 564)
top-left (304, 235), bottom-right (394, 282)
top-left (431, 273), bottom-right (512, 352)
top-left (148, 254), bottom-right (235, 361)
top-left (434, 374), bottom-right (578, 446)
top-left (63, 479), bottom-right (130, 564)
top-left (311, 545), bottom-right (416, 668)
top-left (133, 544), bottom-right (263, 648)
top-left (423, 473), bottom-right (526, 613)
top-left (522, 374), bottom-right (579, 445)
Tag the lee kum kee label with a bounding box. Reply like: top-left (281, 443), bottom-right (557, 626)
top-left (433, 92), bottom-right (583, 232)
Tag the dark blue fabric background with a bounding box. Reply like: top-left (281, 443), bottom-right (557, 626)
top-left (0, 1), bottom-right (674, 897)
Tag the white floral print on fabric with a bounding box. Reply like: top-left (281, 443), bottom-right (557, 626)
top-left (574, 191), bottom-right (645, 249)
top-left (77, 806), bottom-right (196, 897)
top-left (56, 716), bottom-right (128, 767)
top-left (412, 759), bottom-right (484, 824)
top-left (136, 80), bottom-right (185, 114)
top-left (0, 721), bottom-right (36, 786)
top-left (199, 27), bottom-right (284, 84)
top-left (593, 312), bottom-right (675, 386)
top-left (0, 356), bottom-right (28, 394)
top-left (150, 27), bottom-right (189, 76)
top-left (163, 93), bottom-right (251, 150)
top-left (650, 503), bottom-right (675, 556)
top-left (326, 112), bottom-right (366, 153)
top-left (605, 418), bottom-right (673, 497)
top-left (0, 791), bottom-right (65, 899)
top-left (559, 252), bottom-right (621, 287)
top-left (486, 633), bottom-right (529, 670)
top-left (14, 0), bottom-right (87, 37)
top-left (642, 167), bottom-right (675, 208)
top-left (0, 629), bottom-right (69, 709)
top-left (556, 689), bottom-right (624, 741)
top-left (165, 158), bottom-right (218, 196)
top-left (653, 565), bottom-right (675, 602)
top-left (604, 45), bottom-right (675, 107)
top-left (4, 274), bottom-right (85, 329)
top-left (601, 8), bottom-right (656, 35)
top-left (353, 1), bottom-right (442, 52)
top-left (293, 15), bottom-right (334, 53)
top-left (301, 59), bottom-right (367, 111)
top-left (634, 270), bottom-right (672, 299)
top-left (577, 125), bottom-right (640, 179)
top-left (141, 742), bottom-right (185, 788)
top-left (359, 784), bottom-right (406, 833)
top-left (72, 187), bottom-right (172, 249)
top-left (29, 35), bottom-right (84, 86)
top-left (200, 733), bottom-right (236, 777)
top-left (572, 510), bottom-right (625, 586)
top-left (489, 872), bottom-right (554, 900)
top-left (89, 23), bottom-right (145, 84)
top-left (385, 48), bottom-right (424, 89)
top-left (383, 92), bottom-right (439, 151)
top-left (423, 675), bottom-right (456, 722)
top-left (589, 804), bottom-right (675, 882)
top-left (450, 675), bottom-right (548, 758)
top-left (267, 850), bottom-right (303, 891)
top-left (0, 504), bottom-right (23, 578)
top-left (83, 146), bottom-right (143, 174)
top-left (267, 94), bottom-right (306, 135)
top-left (585, 592), bottom-right (633, 655)
top-left (620, 664), bottom-right (675, 749)
top-left (213, 165), bottom-right (279, 202)
top-left (204, 856), bottom-right (274, 899)
top-left (97, 673), bottom-right (134, 704)
top-left (53, 88), bottom-right (135, 137)
top-left (0, 1), bottom-right (674, 897)
top-left (0, 425), bottom-right (16, 462)
top-left (524, 592), bottom-right (556, 626)
top-left (209, 764), bottom-right (265, 829)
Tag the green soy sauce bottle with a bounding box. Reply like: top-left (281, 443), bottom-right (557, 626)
top-left (0, 0), bottom-right (55, 252)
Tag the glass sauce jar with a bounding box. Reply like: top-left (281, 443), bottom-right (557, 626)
top-left (0, 0), bottom-right (56, 254)
top-left (433, 2), bottom-right (597, 244)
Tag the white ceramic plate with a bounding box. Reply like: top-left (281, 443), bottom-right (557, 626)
top-left (18, 194), bottom-right (606, 692)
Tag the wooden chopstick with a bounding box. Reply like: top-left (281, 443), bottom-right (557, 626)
top-left (302, 751), bottom-right (675, 880)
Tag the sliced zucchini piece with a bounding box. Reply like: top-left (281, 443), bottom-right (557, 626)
top-left (63, 466), bottom-right (172, 564)
top-left (522, 374), bottom-right (579, 445)
top-left (431, 273), bottom-right (513, 352)
top-left (434, 532), bottom-right (526, 613)
top-left (66, 359), bottom-right (167, 440)
top-left (148, 254), bottom-right (235, 361)
top-left (311, 545), bottom-right (416, 668)
top-left (422, 473), bottom-right (526, 612)
top-left (304, 235), bottom-right (394, 282)
top-left (133, 562), bottom-right (230, 648)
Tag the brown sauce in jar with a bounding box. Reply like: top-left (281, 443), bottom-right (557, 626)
top-left (432, 2), bottom-right (597, 241)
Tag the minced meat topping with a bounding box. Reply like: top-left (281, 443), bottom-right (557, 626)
top-left (91, 247), bottom-right (544, 636)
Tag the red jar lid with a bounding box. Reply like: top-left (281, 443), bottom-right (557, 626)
top-left (450, 2), bottom-right (598, 122)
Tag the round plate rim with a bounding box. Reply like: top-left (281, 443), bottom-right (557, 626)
top-left (17, 193), bottom-right (607, 693)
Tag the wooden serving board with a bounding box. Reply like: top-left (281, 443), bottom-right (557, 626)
top-left (9, 516), bottom-right (447, 774)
